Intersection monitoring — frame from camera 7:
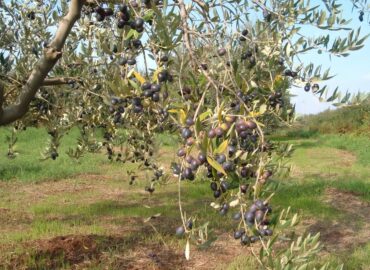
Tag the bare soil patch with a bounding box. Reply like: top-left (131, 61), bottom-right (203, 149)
top-left (290, 147), bottom-right (357, 179)
top-left (306, 188), bottom-right (370, 252)
top-left (2, 231), bottom-right (254, 270)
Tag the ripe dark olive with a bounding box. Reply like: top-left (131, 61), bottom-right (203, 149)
top-left (263, 9), bottom-right (271, 21)
top-left (117, 106), bottom-right (125, 113)
top-left (218, 48), bottom-right (227, 56)
top-left (143, 90), bottom-right (153, 98)
top-left (239, 36), bottom-right (246, 42)
top-left (185, 155), bottom-right (194, 164)
top-left (186, 219), bottom-right (193, 229)
top-left (304, 83), bottom-right (311, 92)
top-left (186, 137), bottom-right (195, 146)
top-left (255, 210), bottom-right (264, 222)
top-left (220, 181), bottom-right (229, 192)
top-left (51, 151), bottom-right (58, 160)
top-left (240, 184), bottom-right (248, 193)
top-left (215, 127), bottom-right (224, 137)
top-left (265, 229), bottom-right (273, 236)
top-left (111, 98), bottom-right (119, 105)
top-left (127, 58), bottom-right (137, 65)
top-left (176, 226), bottom-right (185, 236)
top-left (254, 200), bottom-right (264, 209)
top-left (152, 92), bottom-right (160, 102)
top-left (250, 236), bottom-right (259, 243)
top-left (216, 154), bottom-right (226, 164)
top-left (219, 207), bottom-right (228, 216)
top-left (120, 11), bottom-right (130, 21)
top-left (95, 6), bottom-right (104, 15)
top-left (190, 159), bottom-right (199, 170)
top-left (172, 163), bottom-right (181, 175)
top-left (177, 148), bottom-right (186, 157)
top-left (198, 153), bottom-right (206, 164)
top-left (117, 19), bottom-right (126, 29)
top-left (240, 234), bottom-right (250, 245)
top-left (239, 131), bottom-right (249, 139)
top-left (160, 55), bottom-right (169, 62)
top-left (132, 97), bottom-right (141, 106)
top-left (184, 167), bottom-right (194, 180)
top-left (234, 230), bottom-right (244, 239)
top-left (249, 204), bottom-right (258, 213)
top-left (208, 129), bottom-right (216, 139)
top-left (96, 13), bottom-right (105, 22)
top-left (228, 145), bottom-right (236, 157)
top-left (210, 182), bottom-right (218, 191)
top-left (132, 39), bottom-right (142, 48)
top-left (181, 128), bottom-right (192, 139)
top-left (151, 84), bottom-right (161, 92)
top-left (359, 11), bottom-right (364, 22)
top-left (241, 29), bottom-right (249, 36)
top-left (133, 105), bottom-right (143, 113)
top-left (222, 161), bottom-right (234, 172)
top-left (214, 189), bottom-right (221, 198)
top-left (158, 71), bottom-right (168, 82)
top-left (134, 18), bottom-right (144, 28)
top-left (245, 211), bottom-right (254, 223)
top-left (245, 120), bottom-right (257, 129)
top-left (104, 8), bottom-right (114, 16)
top-left (119, 4), bottom-right (128, 13)
top-left (185, 117), bottom-right (194, 126)
top-left (136, 26), bottom-right (144, 33)
top-left (141, 82), bottom-right (152, 90)
top-left (240, 167), bottom-right (249, 178)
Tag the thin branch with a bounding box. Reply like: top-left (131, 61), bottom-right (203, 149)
top-left (42, 77), bottom-right (83, 86)
top-left (0, 0), bottom-right (85, 125)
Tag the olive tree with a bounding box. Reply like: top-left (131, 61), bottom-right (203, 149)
top-left (0, 0), bottom-right (369, 268)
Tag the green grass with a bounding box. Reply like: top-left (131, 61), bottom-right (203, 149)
top-left (0, 127), bottom-right (108, 182)
top-left (272, 180), bottom-right (341, 218)
top-left (0, 127), bottom-right (369, 269)
top-left (320, 134), bottom-right (370, 165)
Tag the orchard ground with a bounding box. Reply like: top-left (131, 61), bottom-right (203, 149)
top-left (0, 128), bottom-right (369, 269)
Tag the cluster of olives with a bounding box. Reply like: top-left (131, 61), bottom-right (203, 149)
top-left (304, 83), bottom-right (319, 93)
top-left (240, 48), bottom-right (256, 67)
top-left (32, 90), bottom-right (53, 115)
top-left (141, 82), bottom-right (162, 102)
top-left (284, 69), bottom-right (298, 78)
top-left (230, 90), bottom-right (262, 112)
top-left (175, 219), bottom-right (193, 236)
top-left (268, 91), bottom-right (284, 107)
top-left (359, 11), bottom-right (364, 22)
top-left (27, 11), bottom-right (36, 20)
top-left (233, 200), bottom-right (273, 245)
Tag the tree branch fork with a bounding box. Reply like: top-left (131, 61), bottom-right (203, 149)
top-left (0, 0), bottom-right (85, 125)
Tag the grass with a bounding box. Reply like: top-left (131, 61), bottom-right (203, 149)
top-left (0, 127), bottom-right (108, 182)
top-left (0, 127), bottom-right (369, 269)
top-left (272, 180), bottom-right (342, 219)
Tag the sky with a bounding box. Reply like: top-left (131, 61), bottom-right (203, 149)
top-left (291, 1), bottom-right (370, 115)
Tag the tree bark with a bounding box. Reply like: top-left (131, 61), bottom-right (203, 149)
top-left (0, 0), bottom-right (84, 125)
